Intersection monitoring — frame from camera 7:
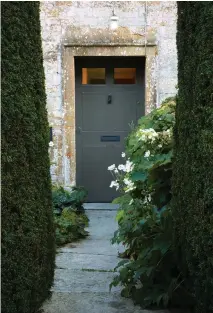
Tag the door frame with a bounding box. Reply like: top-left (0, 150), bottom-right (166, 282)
top-left (62, 45), bottom-right (157, 186)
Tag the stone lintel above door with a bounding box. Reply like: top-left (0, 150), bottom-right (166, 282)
top-left (61, 26), bottom-right (157, 186)
top-left (62, 25), bottom-right (157, 47)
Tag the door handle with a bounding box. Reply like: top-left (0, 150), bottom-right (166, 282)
top-left (76, 126), bottom-right (82, 134)
top-left (107, 94), bottom-right (112, 104)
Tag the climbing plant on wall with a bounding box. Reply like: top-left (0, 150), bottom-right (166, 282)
top-left (1, 2), bottom-right (55, 313)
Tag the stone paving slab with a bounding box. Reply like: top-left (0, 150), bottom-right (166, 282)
top-left (43, 292), bottom-right (170, 313)
top-left (52, 269), bottom-right (121, 293)
top-left (60, 240), bottom-right (124, 256)
top-left (56, 252), bottom-right (119, 271)
top-left (85, 210), bottom-right (118, 239)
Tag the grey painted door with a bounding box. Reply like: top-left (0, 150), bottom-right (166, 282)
top-left (75, 57), bottom-right (145, 202)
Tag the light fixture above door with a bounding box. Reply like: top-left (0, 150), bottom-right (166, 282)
top-left (110, 9), bottom-right (119, 30)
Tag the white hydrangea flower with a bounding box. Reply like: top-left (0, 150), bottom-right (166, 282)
top-left (108, 164), bottom-right (116, 171)
top-left (125, 160), bottom-right (134, 173)
top-left (118, 164), bottom-right (126, 171)
top-left (114, 168), bottom-right (119, 174)
top-left (125, 184), bottom-right (135, 193)
top-left (123, 178), bottom-right (135, 192)
top-left (144, 150), bottom-right (150, 158)
top-left (49, 141), bottom-right (54, 147)
top-left (110, 181), bottom-right (119, 190)
top-left (158, 144), bottom-right (162, 148)
top-left (124, 178), bottom-right (132, 186)
top-left (121, 152), bottom-right (126, 158)
top-left (138, 128), bottom-right (158, 142)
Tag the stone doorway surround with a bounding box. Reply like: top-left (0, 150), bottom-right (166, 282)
top-left (61, 26), bottom-right (157, 186)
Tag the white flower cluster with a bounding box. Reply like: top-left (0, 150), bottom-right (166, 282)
top-left (49, 141), bottom-right (54, 147)
top-left (108, 164), bottom-right (116, 171)
top-left (108, 159), bottom-right (134, 174)
top-left (124, 178), bottom-right (135, 193)
top-left (137, 128), bottom-right (158, 143)
top-left (144, 150), bottom-right (150, 158)
top-left (110, 180), bottom-right (119, 190)
top-left (161, 129), bottom-right (172, 141)
top-left (108, 152), bottom-right (135, 192)
top-left (137, 127), bottom-right (172, 145)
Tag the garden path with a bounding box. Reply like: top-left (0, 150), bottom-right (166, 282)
top-left (42, 204), bottom-right (169, 313)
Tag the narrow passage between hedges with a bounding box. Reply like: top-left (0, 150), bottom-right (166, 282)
top-left (43, 204), bottom-right (168, 313)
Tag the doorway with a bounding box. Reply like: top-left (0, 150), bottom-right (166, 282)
top-left (75, 57), bottom-right (145, 202)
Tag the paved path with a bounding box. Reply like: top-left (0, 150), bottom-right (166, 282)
top-left (42, 204), bottom-right (169, 313)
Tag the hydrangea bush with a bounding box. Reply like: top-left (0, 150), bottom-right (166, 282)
top-left (108, 98), bottom-right (175, 211)
top-left (108, 98), bottom-right (194, 309)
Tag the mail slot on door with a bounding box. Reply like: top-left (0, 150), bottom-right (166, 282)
top-left (101, 136), bottom-right (120, 142)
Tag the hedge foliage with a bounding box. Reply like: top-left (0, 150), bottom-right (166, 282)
top-left (2, 2), bottom-right (55, 313)
top-left (172, 2), bottom-right (213, 312)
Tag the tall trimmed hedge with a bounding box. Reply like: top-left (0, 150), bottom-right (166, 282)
top-left (172, 2), bottom-right (213, 312)
top-left (2, 2), bottom-right (55, 313)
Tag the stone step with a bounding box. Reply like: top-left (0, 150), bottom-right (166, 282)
top-left (43, 292), bottom-right (168, 313)
top-left (56, 252), bottom-right (120, 271)
top-left (52, 268), bottom-right (121, 293)
top-left (60, 239), bottom-right (124, 256)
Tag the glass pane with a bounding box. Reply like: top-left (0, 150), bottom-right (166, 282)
top-left (82, 68), bottom-right (106, 84)
top-left (114, 68), bottom-right (136, 84)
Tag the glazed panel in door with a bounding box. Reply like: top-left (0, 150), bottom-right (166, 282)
top-left (75, 57), bottom-right (145, 202)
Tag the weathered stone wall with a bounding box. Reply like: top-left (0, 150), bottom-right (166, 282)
top-left (40, 1), bottom-right (177, 185)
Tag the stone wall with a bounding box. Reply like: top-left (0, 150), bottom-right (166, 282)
top-left (40, 1), bottom-right (177, 185)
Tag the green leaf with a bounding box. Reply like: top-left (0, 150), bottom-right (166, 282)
top-left (131, 171), bottom-right (147, 182)
top-left (134, 266), bottom-right (154, 280)
top-left (139, 219), bottom-right (146, 225)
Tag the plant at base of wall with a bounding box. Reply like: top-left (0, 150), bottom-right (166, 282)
top-left (52, 186), bottom-right (89, 246)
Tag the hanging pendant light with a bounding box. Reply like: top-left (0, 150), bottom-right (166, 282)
top-left (110, 9), bottom-right (119, 30)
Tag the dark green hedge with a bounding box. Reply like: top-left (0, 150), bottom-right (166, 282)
top-left (172, 2), bottom-right (213, 312)
top-left (1, 2), bottom-right (55, 313)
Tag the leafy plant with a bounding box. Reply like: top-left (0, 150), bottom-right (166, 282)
top-left (108, 98), bottom-right (194, 309)
top-left (55, 208), bottom-right (89, 246)
top-left (52, 186), bottom-right (89, 246)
